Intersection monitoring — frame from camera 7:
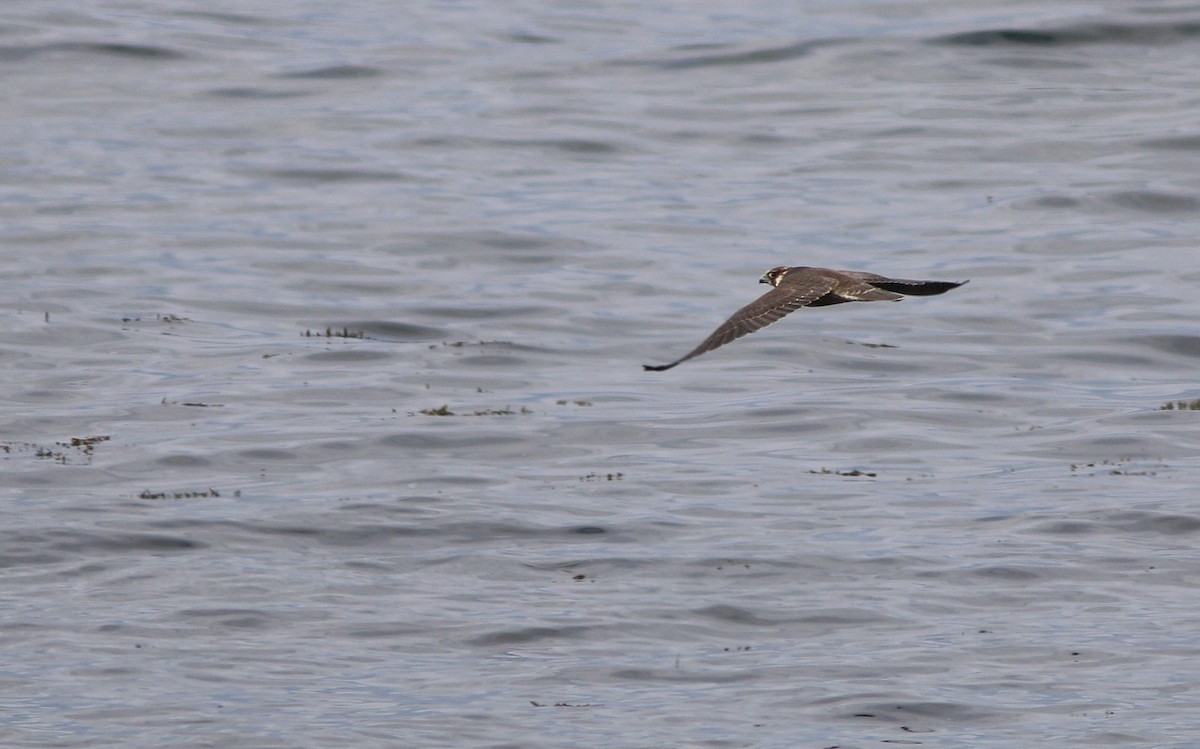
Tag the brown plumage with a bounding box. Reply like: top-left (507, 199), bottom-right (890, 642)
top-left (643, 265), bottom-right (967, 371)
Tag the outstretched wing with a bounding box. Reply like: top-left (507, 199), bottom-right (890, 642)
top-left (837, 270), bottom-right (967, 297)
top-left (643, 274), bottom-right (838, 371)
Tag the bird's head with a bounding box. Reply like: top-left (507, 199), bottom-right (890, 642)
top-left (759, 266), bottom-right (791, 287)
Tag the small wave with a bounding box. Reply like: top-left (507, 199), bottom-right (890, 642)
top-left (276, 64), bottom-right (382, 79)
top-left (1109, 511), bottom-right (1200, 535)
top-left (467, 625), bottom-right (591, 646)
top-left (934, 20), bottom-right (1200, 47)
top-left (491, 137), bottom-right (622, 155)
top-left (53, 530), bottom-right (202, 553)
top-left (0, 41), bottom-right (185, 62)
top-left (617, 38), bottom-right (844, 70)
top-left (1141, 135), bottom-right (1200, 151)
top-left (1105, 190), bottom-right (1200, 213)
top-left (1129, 334), bottom-right (1200, 359)
top-left (207, 87), bottom-right (308, 100)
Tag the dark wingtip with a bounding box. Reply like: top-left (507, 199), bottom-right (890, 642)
top-left (643, 363), bottom-right (675, 372)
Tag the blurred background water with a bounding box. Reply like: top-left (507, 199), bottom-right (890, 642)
top-left (3, 1), bottom-right (1200, 747)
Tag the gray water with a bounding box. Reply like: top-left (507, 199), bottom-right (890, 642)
top-left (3, 1), bottom-right (1200, 747)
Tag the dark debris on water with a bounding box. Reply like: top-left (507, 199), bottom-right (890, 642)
top-left (1, 434), bottom-right (110, 465)
top-left (809, 467), bottom-right (877, 478)
top-left (139, 487), bottom-right (228, 500)
top-left (1159, 399), bottom-right (1200, 410)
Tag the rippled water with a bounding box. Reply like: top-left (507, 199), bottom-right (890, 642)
top-left (4, 2), bottom-right (1200, 747)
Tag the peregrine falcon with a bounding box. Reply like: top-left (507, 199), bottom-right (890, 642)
top-left (643, 266), bottom-right (966, 371)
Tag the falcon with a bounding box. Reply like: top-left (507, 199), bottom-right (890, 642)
top-left (643, 265), bottom-right (966, 371)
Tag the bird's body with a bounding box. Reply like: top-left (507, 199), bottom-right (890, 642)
top-left (643, 265), bottom-right (966, 371)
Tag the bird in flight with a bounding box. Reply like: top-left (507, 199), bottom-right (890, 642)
top-left (643, 265), bottom-right (966, 371)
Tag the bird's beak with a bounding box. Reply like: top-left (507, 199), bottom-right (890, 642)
top-left (759, 275), bottom-right (771, 285)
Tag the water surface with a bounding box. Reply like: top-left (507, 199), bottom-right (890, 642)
top-left (3, 2), bottom-right (1200, 747)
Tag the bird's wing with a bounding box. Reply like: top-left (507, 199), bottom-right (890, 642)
top-left (836, 270), bottom-right (967, 297)
top-left (643, 274), bottom-right (838, 371)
